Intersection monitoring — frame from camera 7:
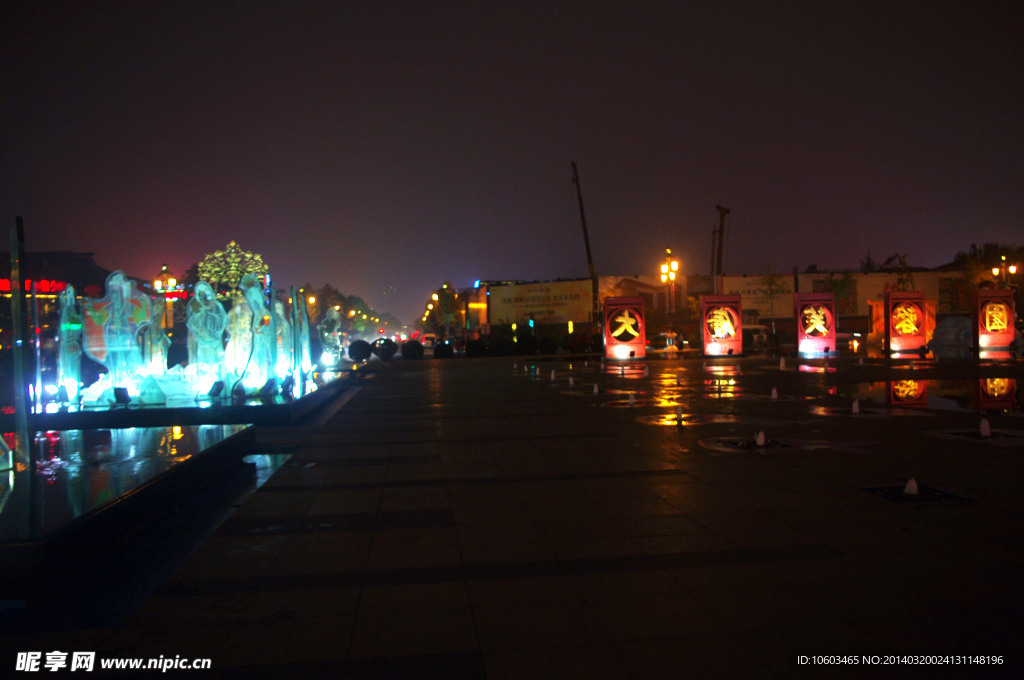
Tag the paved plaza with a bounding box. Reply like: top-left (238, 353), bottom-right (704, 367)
top-left (3, 354), bottom-right (1024, 678)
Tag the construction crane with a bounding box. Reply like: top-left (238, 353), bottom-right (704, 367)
top-left (711, 205), bottom-right (729, 293)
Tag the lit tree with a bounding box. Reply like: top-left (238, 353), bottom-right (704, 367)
top-left (342, 294), bottom-right (372, 334)
top-left (421, 283), bottom-right (462, 338)
top-left (198, 241), bottom-right (269, 300)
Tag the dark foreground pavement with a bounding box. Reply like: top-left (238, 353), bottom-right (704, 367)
top-left (3, 355), bottom-right (1024, 679)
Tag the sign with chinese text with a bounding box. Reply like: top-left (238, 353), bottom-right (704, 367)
top-left (973, 289), bottom-right (1015, 355)
top-left (884, 291), bottom-right (927, 355)
top-left (793, 292), bottom-right (836, 355)
top-left (488, 279), bottom-right (592, 325)
top-left (603, 296), bottom-right (645, 360)
top-left (700, 295), bottom-right (742, 356)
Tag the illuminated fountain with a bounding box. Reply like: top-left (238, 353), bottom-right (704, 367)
top-left (53, 270), bottom-right (315, 408)
top-left (2, 261), bottom-right (323, 553)
top-left (0, 224), bottom-right (345, 571)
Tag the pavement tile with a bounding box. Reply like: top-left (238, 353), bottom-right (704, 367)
top-left (348, 605), bottom-right (478, 659)
top-left (473, 600), bottom-right (606, 651)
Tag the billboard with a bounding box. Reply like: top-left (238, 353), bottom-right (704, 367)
top-left (487, 279), bottom-right (592, 325)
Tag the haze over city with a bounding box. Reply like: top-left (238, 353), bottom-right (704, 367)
top-left (2, 1), bottom-right (1021, 324)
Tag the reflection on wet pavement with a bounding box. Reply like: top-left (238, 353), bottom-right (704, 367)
top-left (1, 424), bottom-right (248, 542)
top-left (523, 358), bottom-right (1022, 437)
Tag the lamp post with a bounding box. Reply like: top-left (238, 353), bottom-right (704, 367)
top-left (659, 248), bottom-right (679, 317)
top-left (991, 255), bottom-right (1018, 287)
top-left (154, 264), bottom-right (176, 329)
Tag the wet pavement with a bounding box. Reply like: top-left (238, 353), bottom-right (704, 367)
top-left (2, 354), bottom-right (1023, 678)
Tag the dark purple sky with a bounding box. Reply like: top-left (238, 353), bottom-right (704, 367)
top-left (3, 1), bottom-right (1022, 324)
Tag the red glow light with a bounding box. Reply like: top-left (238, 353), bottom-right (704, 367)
top-left (0, 278), bottom-right (69, 293)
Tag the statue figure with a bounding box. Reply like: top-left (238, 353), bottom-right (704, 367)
top-left (274, 299), bottom-right (293, 378)
top-left (82, 271), bottom-right (152, 390)
top-left (57, 284), bottom-right (83, 399)
top-left (224, 298), bottom-right (253, 378)
top-left (291, 286), bottom-right (313, 374)
top-left (318, 306), bottom-right (342, 367)
top-left (240, 274), bottom-right (276, 387)
top-left (187, 281), bottom-right (227, 373)
top-left (142, 304), bottom-right (171, 375)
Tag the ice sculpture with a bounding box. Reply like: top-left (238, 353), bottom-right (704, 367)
top-left (318, 306), bottom-right (343, 367)
top-left (291, 286), bottom-right (313, 374)
top-left (224, 297), bottom-right (253, 379)
top-left (187, 281), bottom-right (227, 386)
top-left (237, 274), bottom-right (276, 390)
top-left (142, 303), bottom-right (171, 375)
top-left (58, 284), bottom-right (83, 401)
top-left (47, 270), bottom-right (313, 408)
top-left (274, 299), bottom-right (293, 379)
top-left (81, 271), bottom-right (152, 398)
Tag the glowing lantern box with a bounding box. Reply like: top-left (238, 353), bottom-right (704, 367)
top-left (700, 295), bottom-right (742, 356)
top-left (793, 292), bottom-right (836, 355)
top-left (603, 297), bottom-right (646, 360)
top-left (884, 291), bottom-right (927, 356)
top-left (973, 289), bottom-right (1015, 354)
top-left (976, 378), bottom-right (1016, 411)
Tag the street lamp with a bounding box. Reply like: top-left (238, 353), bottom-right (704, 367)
top-left (153, 264), bottom-right (176, 291)
top-left (154, 264), bottom-right (176, 329)
top-left (992, 255), bottom-right (1018, 287)
top-left (659, 248), bottom-right (680, 316)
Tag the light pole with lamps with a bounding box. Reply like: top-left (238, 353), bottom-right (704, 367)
top-left (992, 255), bottom-right (1018, 287)
top-left (659, 248), bottom-right (679, 317)
top-left (153, 264), bottom-right (177, 329)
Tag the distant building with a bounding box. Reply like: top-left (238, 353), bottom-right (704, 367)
top-left (0, 251), bottom-right (147, 349)
top-left (0, 250), bottom-right (117, 297)
top-left (463, 265), bottom-right (987, 341)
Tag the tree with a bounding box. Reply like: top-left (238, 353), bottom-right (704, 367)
top-left (198, 241), bottom-right (269, 300)
top-left (859, 252), bottom-right (877, 274)
top-left (818, 271), bottom-right (857, 315)
top-left (422, 283), bottom-right (463, 338)
top-left (181, 262), bottom-right (201, 290)
top-left (952, 242), bottom-right (1024, 312)
top-left (334, 295), bottom-right (370, 335)
top-left (754, 265), bottom-right (789, 336)
top-left (882, 253), bottom-right (914, 291)
top-left (954, 242), bottom-right (1024, 285)
top-left (686, 295), bottom-right (701, 321)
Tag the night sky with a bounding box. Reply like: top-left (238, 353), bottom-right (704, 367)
top-left (2, 1), bottom-right (1021, 324)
